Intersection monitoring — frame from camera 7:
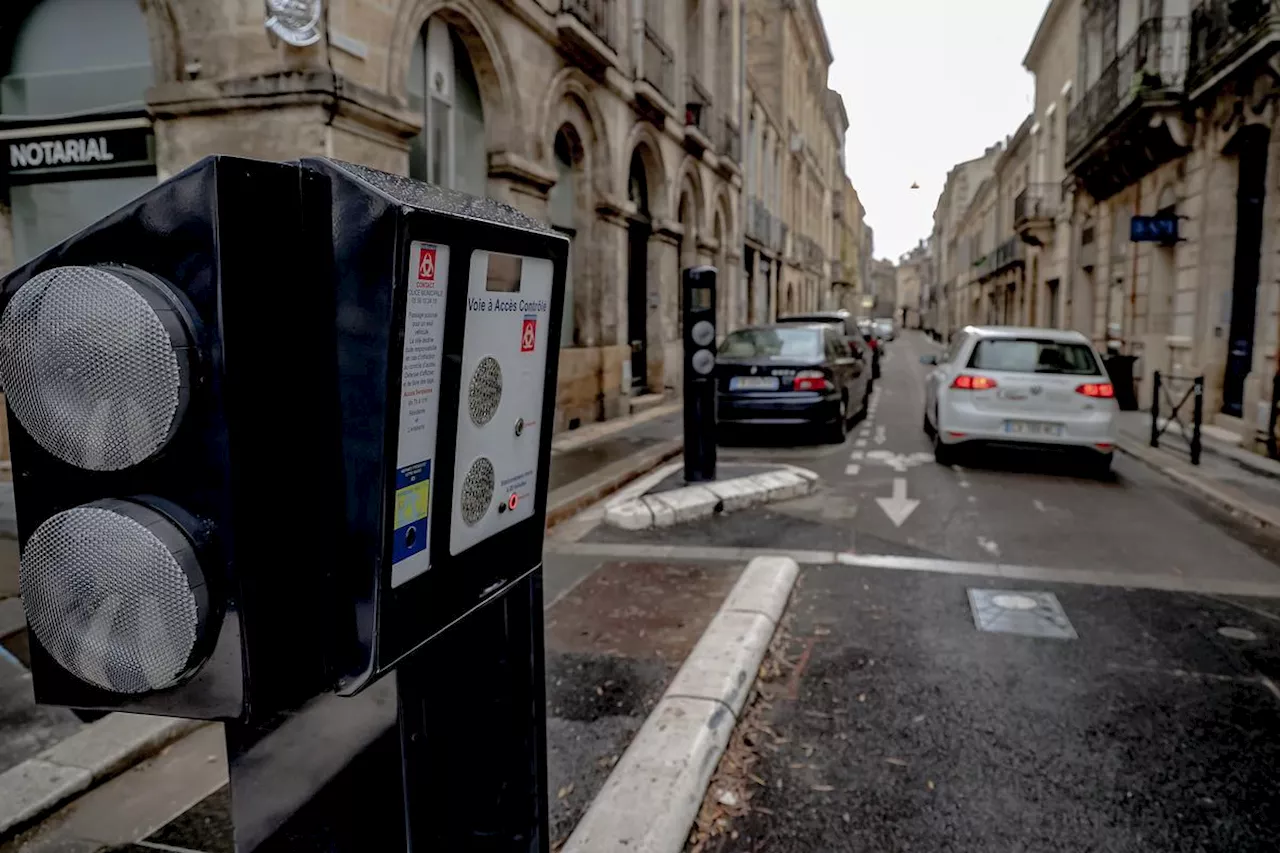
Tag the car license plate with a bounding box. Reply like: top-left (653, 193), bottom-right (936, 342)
top-left (729, 376), bottom-right (779, 391)
top-left (1003, 420), bottom-right (1063, 437)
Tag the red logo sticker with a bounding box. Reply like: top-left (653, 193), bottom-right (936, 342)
top-left (520, 316), bottom-right (537, 353)
top-left (416, 247), bottom-right (436, 286)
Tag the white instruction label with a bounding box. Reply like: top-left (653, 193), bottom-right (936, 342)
top-left (390, 241), bottom-right (450, 587)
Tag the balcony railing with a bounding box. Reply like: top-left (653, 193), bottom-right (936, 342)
top-left (685, 75), bottom-right (714, 139)
top-left (719, 117), bottom-right (741, 162)
top-left (561, 0), bottom-right (614, 49)
top-left (747, 197), bottom-right (784, 251)
top-left (992, 236), bottom-right (1025, 271)
top-left (1013, 184), bottom-right (1059, 225)
top-left (1188, 0), bottom-right (1280, 94)
top-left (794, 233), bottom-right (825, 270)
top-left (639, 22), bottom-right (675, 105)
top-left (1066, 16), bottom-right (1189, 161)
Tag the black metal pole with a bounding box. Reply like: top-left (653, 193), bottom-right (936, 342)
top-left (399, 571), bottom-right (549, 853)
top-left (1191, 376), bottom-right (1204, 466)
top-left (1150, 370), bottom-right (1161, 448)
top-left (683, 266), bottom-right (718, 483)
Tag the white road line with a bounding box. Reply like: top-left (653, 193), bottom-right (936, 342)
top-left (544, 543), bottom-right (1280, 598)
top-left (855, 439), bottom-right (867, 448)
top-left (977, 536), bottom-right (1001, 557)
top-left (1033, 500), bottom-right (1046, 512)
top-left (958, 479), bottom-right (970, 489)
top-left (845, 464), bottom-right (861, 476)
top-left (850, 450), bottom-right (864, 460)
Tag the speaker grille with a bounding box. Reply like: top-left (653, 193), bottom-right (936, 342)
top-left (459, 457), bottom-right (495, 526)
top-left (468, 356), bottom-right (503, 427)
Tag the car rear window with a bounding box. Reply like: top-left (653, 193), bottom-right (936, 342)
top-left (719, 327), bottom-right (822, 360)
top-left (967, 338), bottom-right (1100, 375)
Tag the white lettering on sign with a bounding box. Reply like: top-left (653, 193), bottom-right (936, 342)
top-left (9, 136), bottom-right (116, 169)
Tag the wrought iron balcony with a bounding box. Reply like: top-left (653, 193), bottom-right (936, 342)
top-left (1013, 183), bottom-right (1059, 246)
top-left (1067, 17), bottom-right (1189, 163)
top-left (1066, 16), bottom-right (1190, 199)
top-left (684, 75), bottom-right (714, 151)
top-left (636, 21), bottom-right (675, 110)
top-left (794, 233), bottom-right (826, 271)
top-left (561, 0), bottom-right (614, 47)
top-left (1188, 0), bottom-right (1280, 96)
top-left (747, 197), bottom-right (783, 251)
top-left (975, 238), bottom-right (1025, 282)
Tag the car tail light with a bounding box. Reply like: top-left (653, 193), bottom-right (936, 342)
top-left (793, 370), bottom-right (830, 392)
top-left (951, 375), bottom-right (997, 391)
top-left (1077, 382), bottom-right (1115, 398)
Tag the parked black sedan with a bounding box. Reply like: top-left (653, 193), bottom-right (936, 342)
top-left (716, 323), bottom-right (872, 442)
top-left (777, 310), bottom-right (880, 380)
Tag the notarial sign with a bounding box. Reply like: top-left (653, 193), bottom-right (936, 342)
top-left (3, 128), bottom-right (154, 182)
top-left (1130, 214), bottom-right (1178, 244)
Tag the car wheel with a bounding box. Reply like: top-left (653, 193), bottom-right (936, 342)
top-left (853, 387), bottom-right (870, 423)
top-left (827, 396), bottom-right (849, 443)
top-left (1089, 453), bottom-right (1113, 479)
top-left (922, 409), bottom-right (935, 438)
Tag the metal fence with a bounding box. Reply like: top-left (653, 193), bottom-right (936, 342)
top-left (1151, 371), bottom-right (1204, 465)
top-left (1013, 184), bottom-right (1059, 224)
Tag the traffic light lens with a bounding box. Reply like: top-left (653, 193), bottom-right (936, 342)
top-left (20, 500), bottom-right (208, 694)
top-left (0, 266), bottom-right (191, 471)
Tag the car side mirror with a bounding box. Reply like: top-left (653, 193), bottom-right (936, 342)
top-left (920, 354), bottom-right (938, 365)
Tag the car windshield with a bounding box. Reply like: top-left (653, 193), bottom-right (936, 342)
top-left (719, 327), bottom-right (822, 360)
top-left (968, 338), bottom-right (1100, 375)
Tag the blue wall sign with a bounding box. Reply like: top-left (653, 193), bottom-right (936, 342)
top-left (1131, 215), bottom-right (1179, 244)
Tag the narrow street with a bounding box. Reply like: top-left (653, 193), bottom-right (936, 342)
top-left (552, 330), bottom-right (1280, 852)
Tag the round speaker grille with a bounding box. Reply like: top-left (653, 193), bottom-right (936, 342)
top-left (468, 356), bottom-right (503, 427)
top-left (20, 501), bottom-right (205, 694)
top-left (460, 457), bottom-right (495, 526)
top-left (691, 348), bottom-right (716, 375)
top-left (0, 266), bottom-right (189, 471)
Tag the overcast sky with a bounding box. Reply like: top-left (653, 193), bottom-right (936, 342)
top-left (817, 0), bottom-right (1048, 262)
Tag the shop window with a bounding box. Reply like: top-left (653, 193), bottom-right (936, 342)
top-left (408, 17), bottom-right (487, 198)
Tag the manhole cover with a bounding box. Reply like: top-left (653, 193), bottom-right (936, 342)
top-left (1218, 626), bottom-right (1260, 642)
top-left (968, 589), bottom-right (1077, 640)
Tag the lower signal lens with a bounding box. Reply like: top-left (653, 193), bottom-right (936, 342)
top-left (20, 499), bottom-right (209, 694)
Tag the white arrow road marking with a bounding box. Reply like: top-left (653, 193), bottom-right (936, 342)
top-left (876, 478), bottom-right (919, 527)
top-left (845, 464), bottom-right (861, 476)
top-left (866, 450), bottom-right (932, 473)
top-left (874, 425), bottom-right (887, 445)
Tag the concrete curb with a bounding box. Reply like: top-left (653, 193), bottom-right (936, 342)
top-left (545, 438), bottom-right (683, 530)
top-left (1116, 437), bottom-right (1280, 529)
top-left (603, 466), bottom-right (819, 531)
top-left (561, 555), bottom-right (800, 853)
top-left (0, 713), bottom-right (204, 838)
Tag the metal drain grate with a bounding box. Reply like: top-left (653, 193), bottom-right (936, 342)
top-left (968, 589), bottom-right (1077, 640)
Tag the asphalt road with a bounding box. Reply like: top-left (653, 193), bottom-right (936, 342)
top-left (652, 331), bottom-right (1280, 852)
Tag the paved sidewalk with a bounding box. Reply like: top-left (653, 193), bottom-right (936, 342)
top-left (1115, 410), bottom-right (1280, 528)
top-left (0, 402), bottom-right (685, 845)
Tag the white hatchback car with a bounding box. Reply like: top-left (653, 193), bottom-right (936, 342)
top-left (922, 326), bottom-right (1119, 473)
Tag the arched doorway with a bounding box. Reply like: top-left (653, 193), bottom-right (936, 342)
top-left (1, 0), bottom-right (157, 264)
top-left (408, 16), bottom-right (486, 196)
top-left (627, 150), bottom-right (651, 391)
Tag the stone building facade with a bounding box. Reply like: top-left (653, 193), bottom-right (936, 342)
top-left (0, 0), bottom-right (748, 435)
top-left (745, 0), bottom-right (846, 317)
top-left (925, 0), bottom-right (1280, 453)
top-left (1065, 0), bottom-right (1280, 448)
top-left (930, 145), bottom-right (1001, 337)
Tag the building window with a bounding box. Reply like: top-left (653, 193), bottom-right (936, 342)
top-left (2, 0), bottom-right (157, 264)
top-left (409, 17), bottom-right (487, 197)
